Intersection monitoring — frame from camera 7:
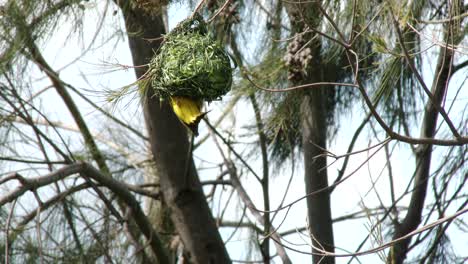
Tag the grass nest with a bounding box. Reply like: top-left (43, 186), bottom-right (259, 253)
top-left (150, 13), bottom-right (232, 102)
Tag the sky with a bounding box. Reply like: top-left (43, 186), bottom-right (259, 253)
top-left (15, 0), bottom-right (467, 263)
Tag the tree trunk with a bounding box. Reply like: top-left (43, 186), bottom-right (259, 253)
top-left (389, 28), bottom-right (455, 264)
top-left (284, 1), bottom-right (335, 263)
top-left (301, 89), bottom-right (335, 264)
top-left (117, 2), bottom-right (231, 263)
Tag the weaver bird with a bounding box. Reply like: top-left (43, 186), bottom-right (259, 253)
top-left (170, 96), bottom-right (207, 136)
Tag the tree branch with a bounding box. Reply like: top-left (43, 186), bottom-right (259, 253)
top-left (0, 162), bottom-right (170, 263)
top-left (209, 125), bottom-right (292, 264)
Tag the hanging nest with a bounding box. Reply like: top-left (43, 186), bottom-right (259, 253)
top-left (149, 13), bottom-right (232, 102)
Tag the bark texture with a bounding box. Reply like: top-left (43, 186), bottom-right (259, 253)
top-left (284, 1), bottom-right (335, 263)
top-left (390, 29), bottom-right (455, 264)
top-left (117, 2), bottom-right (231, 263)
top-left (301, 89), bottom-right (335, 264)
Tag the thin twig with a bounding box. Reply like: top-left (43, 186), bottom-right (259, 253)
top-left (208, 124), bottom-right (292, 264)
top-left (266, 206), bottom-right (468, 257)
top-left (192, 0), bottom-right (207, 16)
top-left (208, 0), bottom-right (233, 23)
top-left (4, 199), bottom-right (17, 264)
top-left (391, 12), bottom-right (461, 139)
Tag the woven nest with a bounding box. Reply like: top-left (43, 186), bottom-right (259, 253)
top-left (150, 13), bottom-right (232, 102)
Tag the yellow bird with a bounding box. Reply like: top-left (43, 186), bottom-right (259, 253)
top-left (170, 96), bottom-right (207, 136)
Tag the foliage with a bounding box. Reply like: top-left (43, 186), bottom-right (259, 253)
top-left (0, 0), bottom-right (466, 263)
